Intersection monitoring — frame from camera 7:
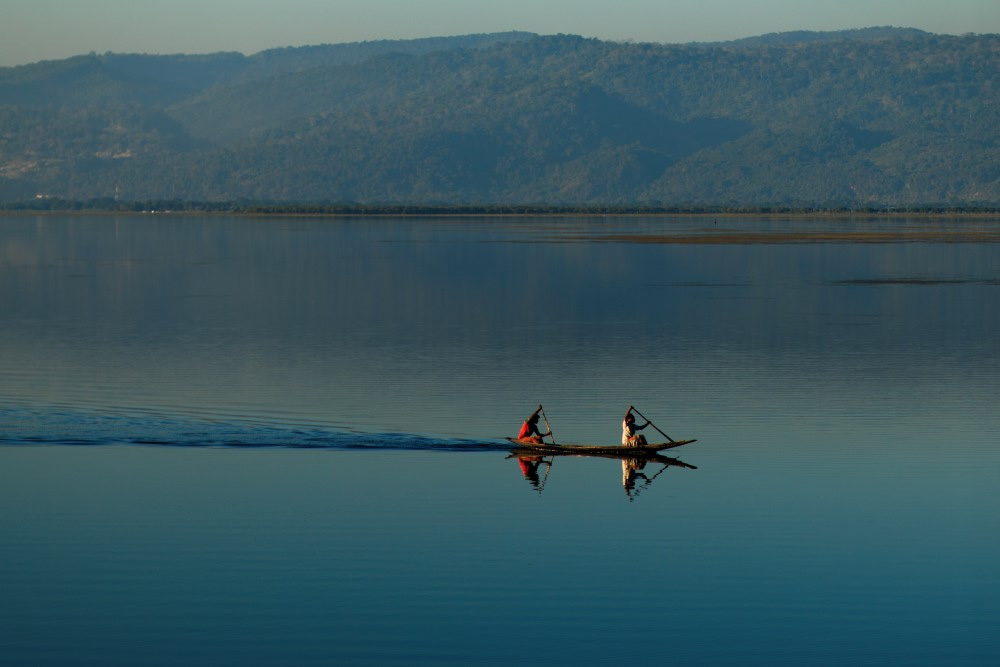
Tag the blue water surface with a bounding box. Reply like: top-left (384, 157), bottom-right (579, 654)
top-left (1, 214), bottom-right (999, 665)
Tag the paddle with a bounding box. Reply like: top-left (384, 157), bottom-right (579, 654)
top-left (629, 405), bottom-right (674, 443)
top-left (539, 455), bottom-right (554, 492)
top-left (538, 408), bottom-right (556, 487)
top-left (540, 406), bottom-right (556, 444)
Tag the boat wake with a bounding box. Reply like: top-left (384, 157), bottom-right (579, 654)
top-left (0, 408), bottom-right (506, 453)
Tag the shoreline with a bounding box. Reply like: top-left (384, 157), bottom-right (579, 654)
top-left (2, 206), bottom-right (1000, 220)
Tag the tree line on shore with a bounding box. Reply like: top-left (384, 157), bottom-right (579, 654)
top-left (4, 198), bottom-right (997, 216)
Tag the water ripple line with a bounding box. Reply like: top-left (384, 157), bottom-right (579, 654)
top-left (0, 407), bottom-right (506, 453)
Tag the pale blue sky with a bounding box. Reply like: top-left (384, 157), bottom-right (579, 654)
top-left (4, 0), bottom-right (1000, 67)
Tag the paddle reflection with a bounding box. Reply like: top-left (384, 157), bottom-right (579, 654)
top-left (514, 454), bottom-right (553, 493)
top-left (510, 449), bottom-right (696, 499)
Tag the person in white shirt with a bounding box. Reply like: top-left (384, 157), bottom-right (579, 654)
top-left (622, 406), bottom-right (650, 447)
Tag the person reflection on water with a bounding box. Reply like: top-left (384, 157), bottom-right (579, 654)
top-left (622, 457), bottom-right (648, 496)
top-left (622, 406), bottom-right (650, 447)
top-left (518, 456), bottom-right (545, 485)
top-left (517, 404), bottom-right (551, 445)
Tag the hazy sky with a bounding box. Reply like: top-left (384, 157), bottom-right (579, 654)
top-left (4, 0), bottom-right (1000, 67)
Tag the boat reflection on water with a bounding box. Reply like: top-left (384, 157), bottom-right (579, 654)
top-left (509, 448), bottom-right (696, 499)
top-left (621, 455), bottom-right (696, 500)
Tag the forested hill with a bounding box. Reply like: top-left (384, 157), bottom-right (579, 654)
top-left (2, 28), bottom-right (998, 207)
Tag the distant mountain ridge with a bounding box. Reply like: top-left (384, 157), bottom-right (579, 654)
top-left (1, 29), bottom-right (998, 206)
top-left (0, 32), bottom-right (538, 106)
top-left (696, 26), bottom-right (929, 48)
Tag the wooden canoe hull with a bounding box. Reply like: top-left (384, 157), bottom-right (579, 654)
top-left (505, 437), bottom-right (695, 456)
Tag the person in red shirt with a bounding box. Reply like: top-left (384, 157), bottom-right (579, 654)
top-left (516, 404), bottom-right (551, 444)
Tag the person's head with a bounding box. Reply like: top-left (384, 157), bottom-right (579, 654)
top-left (625, 413), bottom-right (635, 423)
top-left (528, 414), bottom-right (539, 424)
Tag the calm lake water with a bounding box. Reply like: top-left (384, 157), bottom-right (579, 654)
top-left (2, 214), bottom-right (999, 665)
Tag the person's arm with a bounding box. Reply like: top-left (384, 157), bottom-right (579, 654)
top-left (530, 421), bottom-right (551, 439)
top-left (625, 406), bottom-right (648, 430)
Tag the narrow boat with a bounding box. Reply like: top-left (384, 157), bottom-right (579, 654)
top-left (505, 437), bottom-right (695, 456)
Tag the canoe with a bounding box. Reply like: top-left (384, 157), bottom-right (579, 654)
top-left (505, 437), bottom-right (695, 456)
top-left (509, 449), bottom-right (697, 469)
